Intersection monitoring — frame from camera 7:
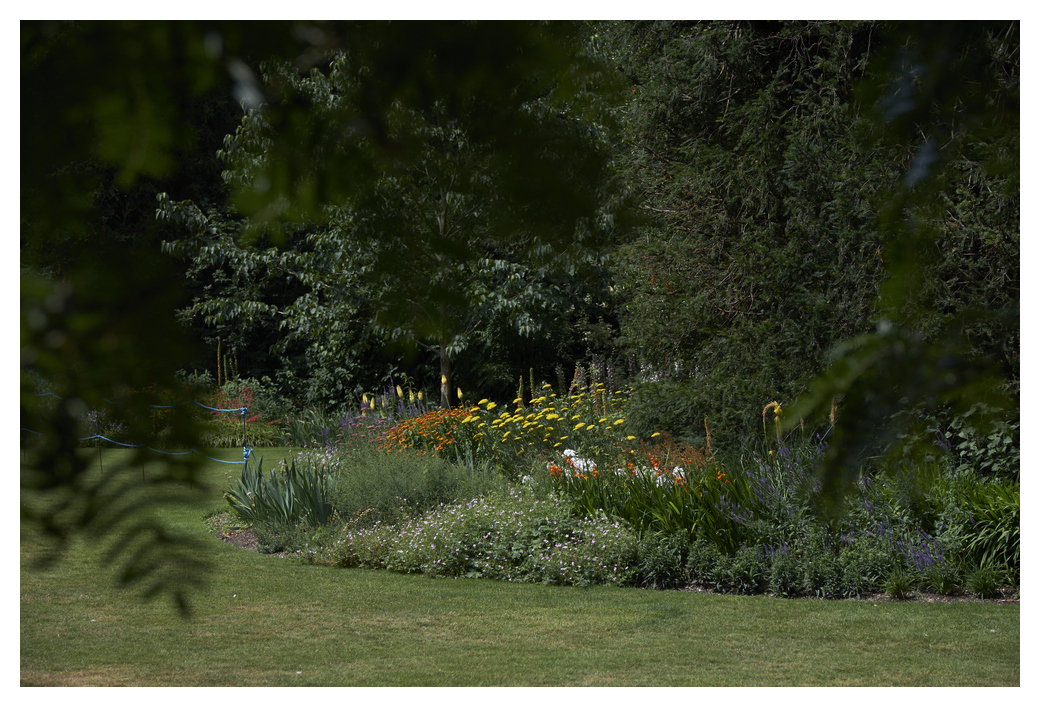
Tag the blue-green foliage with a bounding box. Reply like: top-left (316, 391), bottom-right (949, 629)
top-left (225, 455), bottom-right (336, 529)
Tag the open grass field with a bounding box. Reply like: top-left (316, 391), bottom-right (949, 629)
top-left (21, 448), bottom-right (1020, 686)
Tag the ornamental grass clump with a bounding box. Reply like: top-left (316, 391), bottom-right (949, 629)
top-left (544, 432), bottom-right (759, 555)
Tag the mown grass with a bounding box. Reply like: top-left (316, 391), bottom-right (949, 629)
top-left (21, 448), bottom-right (1020, 686)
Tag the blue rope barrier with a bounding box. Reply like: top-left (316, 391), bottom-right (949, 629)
top-left (32, 393), bottom-right (247, 414)
top-left (24, 392), bottom-right (253, 466)
top-left (22, 431), bottom-right (254, 465)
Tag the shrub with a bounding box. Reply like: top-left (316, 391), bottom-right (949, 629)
top-left (945, 403), bottom-right (1019, 481)
top-left (198, 418), bottom-right (284, 447)
top-left (727, 545), bottom-right (769, 595)
top-left (635, 531), bottom-right (689, 589)
top-left (329, 446), bottom-right (507, 529)
top-left (685, 538), bottom-right (723, 586)
top-left (766, 543), bottom-right (801, 597)
top-left (835, 537), bottom-right (893, 598)
top-left (307, 488), bottom-right (642, 587)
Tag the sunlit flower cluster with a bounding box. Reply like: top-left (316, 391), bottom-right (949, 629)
top-left (377, 406), bottom-right (472, 455)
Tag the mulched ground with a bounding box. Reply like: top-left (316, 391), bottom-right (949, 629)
top-left (207, 514), bottom-right (1019, 605)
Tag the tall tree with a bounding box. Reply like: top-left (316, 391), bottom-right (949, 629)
top-left (598, 21), bottom-right (1017, 456)
top-left (161, 24), bottom-right (630, 408)
top-left (21, 20), bottom-right (628, 612)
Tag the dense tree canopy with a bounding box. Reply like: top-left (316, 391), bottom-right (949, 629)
top-left (593, 21), bottom-right (1018, 460)
top-left (21, 20), bottom-right (1018, 609)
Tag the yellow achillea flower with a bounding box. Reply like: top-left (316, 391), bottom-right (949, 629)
top-left (486, 401), bottom-right (497, 410)
top-left (574, 422), bottom-right (586, 430)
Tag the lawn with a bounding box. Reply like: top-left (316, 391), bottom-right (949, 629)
top-left (20, 448), bottom-right (1020, 686)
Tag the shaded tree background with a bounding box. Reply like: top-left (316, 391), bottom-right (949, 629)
top-left (595, 21), bottom-right (1017, 462)
top-left (21, 20), bottom-right (1018, 611)
top-left (20, 20), bottom-right (631, 612)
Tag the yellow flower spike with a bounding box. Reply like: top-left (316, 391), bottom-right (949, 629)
top-left (396, 385), bottom-right (404, 398)
top-left (417, 391), bottom-right (423, 402)
top-left (441, 374), bottom-right (447, 385)
top-left (409, 391), bottom-right (416, 403)
top-left (457, 387), bottom-right (463, 400)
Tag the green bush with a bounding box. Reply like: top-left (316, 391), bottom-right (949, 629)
top-left (946, 403), bottom-right (1019, 481)
top-left (766, 544), bottom-right (801, 597)
top-left (835, 537), bottom-right (893, 598)
top-left (727, 546), bottom-right (769, 595)
top-left (685, 538), bottom-right (723, 587)
top-left (307, 488), bottom-right (642, 587)
top-left (635, 531), bottom-right (689, 589)
top-left (329, 446), bottom-right (507, 529)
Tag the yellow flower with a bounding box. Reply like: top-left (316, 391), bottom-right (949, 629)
top-left (626, 435), bottom-right (636, 441)
top-left (417, 391), bottom-right (423, 402)
top-left (457, 387), bottom-right (463, 400)
top-left (396, 385), bottom-right (404, 398)
top-left (651, 432), bottom-right (661, 438)
top-left (614, 419), bottom-right (625, 426)
top-left (478, 399), bottom-right (489, 406)
top-left (574, 422), bottom-right (586, 430)
top-left (486, 401), bottom-right (497, 410)
top-left (442, 374), bottom-right (447, 385)
top-left (409, 391), bottom-right (416, 403)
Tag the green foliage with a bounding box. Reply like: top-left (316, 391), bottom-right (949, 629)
top-left (945, 479), bottom-right (1019, 574)
top-left (224, 455), bottom-right (336, 529)
top-left (920, 562), bottom-right (961, 596)
top-left (329, 446), bottom-right (507, 531)
top-left (634, 531), bottom-right (689, 589)
top-left (946, 403), bottom-right (1019, 480)
top-left (159, 21), bottom-right (633, 408)
top-left (197, 418), bottom-right (284, 448)
top-left (964, 563), bottom-right (1004, 600)
top-left (309, 488), bottom-right (642, 587)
